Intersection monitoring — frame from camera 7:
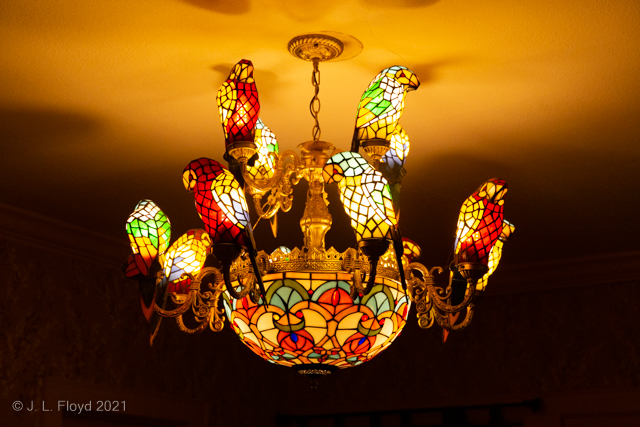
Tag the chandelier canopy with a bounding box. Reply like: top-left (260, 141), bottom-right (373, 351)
top-left (123, 34), bottom-right (515, 378)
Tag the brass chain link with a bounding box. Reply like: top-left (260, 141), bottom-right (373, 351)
top-left (310, 59), bottom-right (321, 141)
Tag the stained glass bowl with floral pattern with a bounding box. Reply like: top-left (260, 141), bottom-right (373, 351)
top-left (223, 247), bottom-right (410, 370)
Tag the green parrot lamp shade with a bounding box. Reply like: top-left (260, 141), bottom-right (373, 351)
top-left (124, 199), bottom-right (171, 279)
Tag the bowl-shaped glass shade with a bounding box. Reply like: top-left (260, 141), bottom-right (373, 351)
top-left (223, 271), bottom-right (410, 368)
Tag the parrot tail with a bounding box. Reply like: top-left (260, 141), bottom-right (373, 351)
top-left (392, 229), bottom-right (407, 293)
top-left (149, 276), bottom-right (168, 346)
top-left (247, 249), bottom-right (267, 299)
top-left (350, 127), bottom-right (360, 153)
top-left (245, 227), bottom-right (267, 298)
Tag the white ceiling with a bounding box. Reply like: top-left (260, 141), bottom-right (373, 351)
top-left (1, 0), bottom-right (639, 267)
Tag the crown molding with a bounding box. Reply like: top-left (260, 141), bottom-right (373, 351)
top-left (0, 202), bottom-right (128, 269)
top-left (486, 250), bottom-right (640, 296)
top-left (1, 202), bottom-right (638, 289)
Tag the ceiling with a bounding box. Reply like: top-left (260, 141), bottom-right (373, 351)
top-left (1, 0), bottom-right (639, 268)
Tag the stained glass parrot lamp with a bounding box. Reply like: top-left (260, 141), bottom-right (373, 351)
top-left (123, 34), bottom-right (515, 377)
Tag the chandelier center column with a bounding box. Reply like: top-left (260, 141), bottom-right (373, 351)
top-left (300, 168), bottom-right (332, 251)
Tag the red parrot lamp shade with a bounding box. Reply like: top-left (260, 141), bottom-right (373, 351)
top-left (216, 59), bottom-right (260, 146)
top-left (454, 178), bottom-right (508, 265)
top-left (182, 158), bottom-right (248, 247)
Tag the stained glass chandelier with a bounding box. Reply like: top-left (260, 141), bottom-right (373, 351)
top-left (123, 34), bottom-right (515, 378)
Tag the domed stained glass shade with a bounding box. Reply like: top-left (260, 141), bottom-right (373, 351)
top-left (222, 271), bottom-right (410, 368)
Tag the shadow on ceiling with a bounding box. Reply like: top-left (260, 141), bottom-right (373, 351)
top-left (0, 107), bottom-right (102, 154)
top-left (364, 0), bottom-right (440, 8)
top-left (210, 64), bottom-right (279, 102)
top-left (180, 0), bottom-right (250, 15)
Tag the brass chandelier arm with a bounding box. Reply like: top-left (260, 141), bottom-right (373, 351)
top-left (209, 305), bottom-right (226, 332)
top-left (279, 150), bottom-right (303, 212)
top-left (176, 314), bottom-right (210, 334)
top-left (432, 304), bottom-right (476, 332)
top-left (417, 310), bottom-right (436, 329)
top-left (405, 263), bottom-right (435, 329)
top-left (222, 269), bottom-right (255, 300)
top-left (154, 272), bottom-right (197, 318)
top-left (174, 267), bottom-right (227, 334)
top-left (405, 262), bottom-right (478, 314)
top-left (406, 262), bottom-right (478, 331)
top-left (240, 150), bottom-right (301, 192)
top-left (241, 149), bottom-right (302, 219)
top-left (405, 263), bottom-right (440, 302)
top-left (203, 268), bottom-right (227, 332)
top-left (252, 192), bottom-right (280, 220)
top-left (155, 267), bottom-right (228, 335)
top-left (428, 282), bottom-right (476, 314)
top-left (241, 162), bottom-right (284, 192)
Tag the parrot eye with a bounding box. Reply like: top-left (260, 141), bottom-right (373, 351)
top-left (334, 168), bottom-right (339, 174)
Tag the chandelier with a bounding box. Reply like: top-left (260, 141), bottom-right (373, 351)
top-left (123, 34), bottom-right (515, 379)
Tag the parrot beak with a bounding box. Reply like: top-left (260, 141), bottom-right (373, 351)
top-left (499, 221), bottom-right (515, 241)
top-left (201, 231), bottom-right (213, 249)
top-left (323, 163), bottom-right (343, 184)
top-left (479, 178), bottom-right (508, 203)
top-left (406, 71), bottom-right (420, 91)
top-left (396, 69), bottom-right (420, 91)
top-left (182, 170), bottom-right (197, 192)
top-left (236, 59), bottom-right (255, 83)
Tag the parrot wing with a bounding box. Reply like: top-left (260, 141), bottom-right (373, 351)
top-left (454, 194), bottom-right (486, 253)
top-left (380, 125), bottom-right (410, 183)
top-left (246, 118), bottom-right (279, 181)
top-left (162, 229), bottom-right (211, 285)
top-left (211, 169), bottom-right (251, 230)
top-left (356, 78), bottom-right (394, 129)
top-left (475, 221), bottom-right (515, 291)
top-left (361, 168), bottom-right (397, 228)
top-left (216, 80), bottom-right (237, 139)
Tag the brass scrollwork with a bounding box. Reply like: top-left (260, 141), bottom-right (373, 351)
top-left (153, 266), bottom-right (227, 333)
top-left (405, 262), bottom-right (479, 333)
top-left (241, 150), bottom-right (302, 222)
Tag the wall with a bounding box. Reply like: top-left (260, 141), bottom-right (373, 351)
top-left (1, 218), bottom-right (639, 426)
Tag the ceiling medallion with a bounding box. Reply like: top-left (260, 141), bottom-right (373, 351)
top-left (287, 34), bottom-right (344, 62)
top-left (122, 33), bottom-right (515, 380)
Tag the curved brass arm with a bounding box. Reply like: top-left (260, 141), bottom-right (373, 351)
top-left (154, 267), bottom-right (228, 334)
top-left (405, 262), bottom-right (478, 332)
top-left (252, 191), bottom-right (280, 220)
top-left (223, 267), bottom-right (255, 300)
top-left (242, 163), bottom-right (285, 193)
top-left (432, 304), bottom-right (475, 332)
top-left (154, 273), bottom-right (196, 318)
top-left (176, 314), bottom-right (210, 334)
top-left (240, 150), bottom-right (301, 193)
top-left (242, 150), bottom-right (302, 221)
top-left (428, 282), bottom-right (476, 314)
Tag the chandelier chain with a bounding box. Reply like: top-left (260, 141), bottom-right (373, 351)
top-left (310, 59), bottom-right (321, 141)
